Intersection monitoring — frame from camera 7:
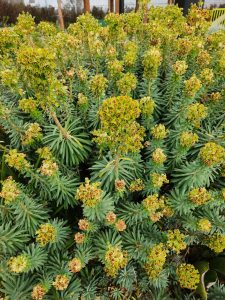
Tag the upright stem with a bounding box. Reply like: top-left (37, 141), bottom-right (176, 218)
top-left (51, 112), bottom-right (70, 139)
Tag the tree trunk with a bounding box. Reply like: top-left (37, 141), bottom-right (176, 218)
top-left (108, 0), bottom-right (114, 12)
top-left (57, 0), bottom-right (65, 30)
top-left (115, 0), bottom-right (120, 14)
top-left (135, 0), bottom-right (139, 11)
top-left (83, 0), bottom-right (90, 13)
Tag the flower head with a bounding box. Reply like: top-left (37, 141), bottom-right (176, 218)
top-left (207, 234), bottom-right (225, 253)
top-left (129, 178), bottom-right (145, 192)
top-left (184, 75), bottom-right (202, 97)
top-left (74, 232), bottom-right (85, 244)
top-left (143, 194), bottom-right (166, 222)
top-left (167, 229), bottom-right (186, 253)
top-left (90, 74), bottom-right (108, 97)
top-left (76, 178), bottom-right (102, 207)
top-left (116, 72), bottom-right (137, 95)
top-left (152, 148), bottom-right (167, 164)
top-left (180, 131), bottom-right (198, 148)
top-left (189, 187), bottom-right (211, 205)
top-left (39, 159), bottom-right (58, 176)
top-left (199, 142), bottom-right (225, 166)
top-left (115, 219), bottom-right (126, 232)
top-left (22, 123), bottom-right (42, 145)
top-left (176, 264), bottom-right (200, 290)
top-left (152, 123), bottom-right (169, 139)
top-left (5, 149), bottom-right (30, 171)
top-left (31, 284), bottom-right (47, 300)
top-left (139, 97), bottom-right (155, 117)
top-left (36, 223), bottom-right (57, 246)
top-left (197, 219), bottom-right (212, 232)
top-left (200, 68), bottom-right (214, 83)
top-left (143, 47), bottom-right (162, 79)
top-left (8, 255), bottom-right (29, 273)
top-left (172, 60), bottom-right (188, 76)
top-left (115, 179), bottom-right (126, 192)
top-left (151, 173), bottom-right (169, 188)
top-left (68, 258), bottom-right (82, 273)
top-left (105, 211), bottom-right (117, 224)
top-left (53, 274), bottom-right (69, 291)
top-left (0, 177), bottom-right (20, 205)
top-left (104, 245), bottom-right (128, 277)
top-left (186, 103), bottom-right (207, 128)
top-left (145, 243), bottom-right (167, 279)
top-left (78, 219), bottom-right (90, 231)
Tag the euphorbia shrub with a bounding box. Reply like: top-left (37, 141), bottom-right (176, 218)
top-left (0, 5), bottom-right (225, 299)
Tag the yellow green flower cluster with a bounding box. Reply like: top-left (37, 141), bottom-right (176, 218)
top-left (68, 257), bottom-right (83, 273)
top-left (210, 92), bottom-right (222, 102)
top-left (5, 149), bottom-right (30, 171)
top-left (22, 123), bottom-right (42, 145)
top-left (145, 243), bottom-right (167, 279)
top-left (7, 254), bottom-right (29, 273)
top-left (186, 103), bottom-right (207, 128)
top-left (197, 218), bottom-right (212, 232)
top-left (152, 148), bottom-right (167, 164)
top-left (115, 179), bottom-right (126, 192)
top-left (151, 124), bottom-right (168, 139)
top-left (104, 245), bottom-right (128, 277)
top-left (207, 233), bottom-right (225, 253)
top-left (53, 274), bottom-right (70, 291)
top-left (167, 229), bottom-right (186, 253)
top-left (151, 173), bottom-right (169, 188)
top-left (116, 72), bottom-right (137, 95)
top-left (36, 147), bottom-right (53, 160)
top-left (77, 93), bottom-right (88, 107)
top-left (0, 176), bottom-right (20, 205)
top-left (37, 21), bottom-right (57, 36)
top-left (90, 74), bottom-right (108, 97)
top-left (76, 66), bottom-right (88, 82)
top-left (199, 142), bottom-right (225, 166)
top-left (180, 131), bottom-right (198, 148)
top-left (197, 50), bottom-right (211, 66)
top-left (76, 178), bottom-right (102, 207)
top-left (31, 284), bottom-right (47, 300)
top-left (107, 59), bottom-right (123, 77)
top-left (176, 263), bottom-right (200, 290)
top-left (189, 187), bottom-right (211, 205)
top-left (39, 159), bottom-right (58, 177)
top-left (19, 98), bottom-right (38, 113)
top-left (129, 178), bottom-right (145, 192)
top-left (143, 194), bottom-right (168, 222)
top-left (16, 47), bottom-right (56, 91)
top-left (14, 12), bottom-right (35, 35)
top-left (123, 41), bottom-right (138, 67)
top-left (0, 69), bottom-right (19, 88)
top-left (139, 96), bottom-right (155, 117)
top-left (172, 60), bottom-right (188, 76)
top-left (200, 68), bottom-right (214, 84)
top-left (36, 223), bottom-right (57, 246)
top-left (184, 75), bottom-right (202, 98)
top-left (93, 96), bottom-right (145, 154)
top-left (143, 47), bottom-right (162, 79)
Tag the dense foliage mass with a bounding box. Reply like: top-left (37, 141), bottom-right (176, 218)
top-left (0, 5), bottom-right (225, 300)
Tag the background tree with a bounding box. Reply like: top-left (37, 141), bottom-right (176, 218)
top-left (57, 0), bottom-right (65, 29)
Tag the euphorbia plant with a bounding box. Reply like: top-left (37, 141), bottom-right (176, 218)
top-left (0, 5), bottom-right (225, 300)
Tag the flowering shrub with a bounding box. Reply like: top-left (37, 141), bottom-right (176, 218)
top-left (0, 5), bottom-right (225, 299)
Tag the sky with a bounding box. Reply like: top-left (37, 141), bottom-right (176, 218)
top-left (24, 0), bottom-right (224, 9)
top-left (25, 0), bottom-right (136, 9)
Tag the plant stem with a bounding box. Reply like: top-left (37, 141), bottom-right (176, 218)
top-left (51, 112), bottom-right (70, 139)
